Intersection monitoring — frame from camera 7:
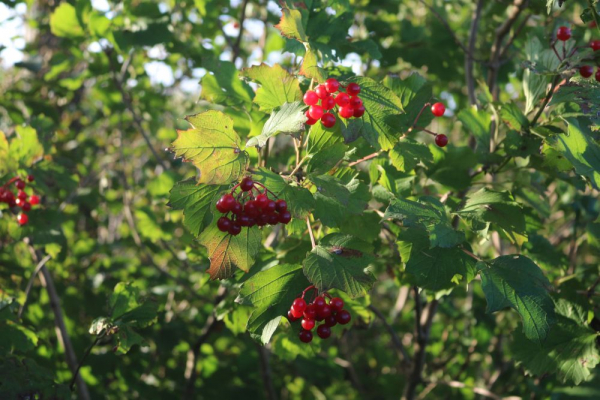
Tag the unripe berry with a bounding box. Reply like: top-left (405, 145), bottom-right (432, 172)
top-left (435, 134), bottom-right (449, 147)
top-left (325, 78), bottom-right (340, 93)
top-left (347, 82), bottom-right (361, 96)
top-left (556, 26), bottom-right (571, 41)
top-left (431, 102), bottom-right (446, 117)
top-left (303, 90), bottom-right (319, 106)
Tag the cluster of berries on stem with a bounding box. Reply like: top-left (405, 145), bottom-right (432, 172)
top-left (303, 78), bottom-right (365, 128)
top-left (287, 285), bottom-right (352, 343)
top-left (0, 175), bottom-right (40, 226)
top-left (215, 177), bottom-right (291, 236)
top-left (408, 101), bottom-right (449, 147)
top-left (555, 26), bottom-right (600, 81)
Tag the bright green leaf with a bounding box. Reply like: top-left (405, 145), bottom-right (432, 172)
top-left (241, 63), bottom-right (303, 112)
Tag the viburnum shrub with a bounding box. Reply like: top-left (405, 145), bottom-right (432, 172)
top-left (0, 175), bottom-right (41, 226)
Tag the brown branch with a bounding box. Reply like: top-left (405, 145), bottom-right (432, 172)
top-left (348, 152), bottom-right (381, 167)
top-left (466, 0), bottom-right (484, 106)
top-left (18, 254), bottom-right (52, 319)
top-left (231, 0), bottom-right (250, 62)
top-left (368, 304), bottom-right (411, 366)
top-left (530, 74), bottom-right (561, 126)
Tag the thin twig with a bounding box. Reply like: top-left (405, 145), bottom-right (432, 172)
top-left (306, 216), bottom-right (316, 249)
top-left (70, 331), bottom-right (107, 390)
top-left (587, 276), bottom-right (600, 298)
top-left (462, 248), bottom-right (483, 262)
top-left (18, 254), bottom-right (52, 319)
top-left (530, 75), bottom-right (561, 126)
top-left (368, 304), bottom-right (411, 366)
top-left (423, 380), bottom-right (503, 400)
top-left (466, 0), bottom-right (484, 106)
top-left (348, 152), bottom-right (381, 167)
top-left (231, 0), bottom-right (250, 62)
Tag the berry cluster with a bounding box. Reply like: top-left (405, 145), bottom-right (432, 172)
top-left (287, 286), bottom-right (352, 343)
top-left (555, 26), bottom-right (600, 82)
top-left (215, 177), bottom-right (291, 236)
top-left (0, 175), bottom-right (40, 226)
top-left (303, 79), bottom-right (365, 128)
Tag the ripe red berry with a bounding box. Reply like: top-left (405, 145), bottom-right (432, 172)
top-left (335, 92), bottom-right (350, 107)
top-left (240, 177), bottom-right (254, 191)
top-left (329, 297), bottom-right (344, 312)
top-left (15, 179), bottom-right (25, 190)
top-left (580, 65), bottom-right (594, 78)
top-left (313, 296), bottom-right (326, 308)
top-left (29, 195), bottom-right (40, 206)
top-left (288, 310), bottom-right (300, 322)
top-left (17, 213), bottom-right (28, 226)
top-left (325, 78), bottom-right (340, 93)
top-left (303, 90), bottom-right (319, 106)
top-left (278, 211), bottom-right (292, 224)
top-left (317, 304), bottom-right (332, 320)
top-left (596, 69), bottom-right (600, 82)
top-left (238, 214), bottom-right (251, 227)
top-left (256, 214), bottom-right (268, 227)
top-left (299, 329), bottom-right (313, 343)
top-left (228, 221), bottom-right (242, 236)
top-left (324, 315), bottom-right (337, 327)
top-left (305, 113), bottom-right (318, 126)
top-left (431, 102), bottom-right (446, 117)
top-left (217, 217), bottom-right (232, 232)
top-left (255, 193), bottom-right (269, 209)
top-left (336, 310), bottom-right (351, 325)
top-left (321, 113), bottom-right (336, 128)
top-left (315, 85), bottom-right (328, 99)
top-left (321, 96), bottom-right (336, 110)
top-left (17, 190), bottom-right (27, 200)
top-left (301, 318), bottom-right (315, 331)
top-left (347, 82), bottom-right (361, 96)
top-left (222, 193), bottom-right (236, 209)
top-left (339, 105), bottom-right (354, 119)
top-left (349, 96), bottom-right (362, 108)
top-left (267, 213), bottom-right (279, 225)
top-left (275, 199), bottom-right (287, 212)
top-left (290, 306), bottom-right (304, 319)
top-left (591, 40), bottom-right (600, 51)
top-left (303, 304), bottom-right (317, 319)
top-left (244, 201), bottom-right (259, 217)
top-left (556, 26), bottom-right (571, 41)
top-left (21, 202), bottom-right (31, 212)
top-left (293, 298), bottom-right (307, 312)
top-left (27, 175), bottom-right (35, 182)
top-left (317, 324), bottom-right (331, 339)
top-left (264, 200), bottom-right (277, 214)
top-left (216, 198), bottom-right (228, 213)
top-left (15, 198), bottom-right (25, 208)
top-left (231, 202), bottom-right (243, 215)
top-left (308, 105), bottom-right (324, 120)
top-left (353, 105), bottom-right (365, 118)
top-left (435, 134), bottom-right (449, 147)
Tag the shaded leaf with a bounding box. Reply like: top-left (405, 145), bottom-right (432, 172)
top-left (246, 102), bottom-right (307, 148)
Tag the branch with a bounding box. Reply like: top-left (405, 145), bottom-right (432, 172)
top-left (424, 379), bottom-right (503, 400)
top-left (368, 304), bottom-right (411, 366)
top-left (348, 152), bottom-right (381, 167)
top-left (466, 0), bottom-right (484, 106)
top-left (530, 74), bottom-right (561, 127)
top-left (256, 344), bottom-right (278, 400)
top-left (306, 216), bottom-right (316, 249)
top-left (70, 331), bottom-right (107, 390)
top-left (231, 0), bottom-right (250, 62)
top-left (18, 254), bottom-right (52, 319)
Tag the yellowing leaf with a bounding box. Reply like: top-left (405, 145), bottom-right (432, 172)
top-left (241, 64), bottom-right (303, 112)
top-left (299, 48), bottom-right (326, 83)
top-left (171, 111), bottom-right (249, 185)
top-left (275, 6), bottom-right (308, 42)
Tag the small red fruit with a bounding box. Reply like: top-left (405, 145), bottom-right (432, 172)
top-left (325, 78), bottom-right (340, 93)
top-left (266, 213), bottom-right (279, 225)
top-left (335, 92), bottom-right (350, 107)
top-left (15, 198), bottom-right (25, 207)
top-left (321, 96), bottom-right (336, 110)
top-left (435, 134), bottom-right (449, 147)
top-left (293, 298), bottom-right (307, 312)
top-left (336, 310), bottom-right (351, 325)
top-left (278, 211), bottom-right (292, 224)
top-left (221, 194), bottom-right (236, 210)
top-left (290, 306), bottom-right (304, 319)
top-left (353, 105), bottom-right (365, 118)
top-left (324, 315), bottom-right (337, 327)
top-left (15, 179), bottom-right (25, 190)
top-left (231, 202), bottom-right (243, 215)
top-left (309, 105), bottom-right (324, 120)
top-left (17, 213), bottom-right (28, 226)
top-left (240, 177), bottom-right (254, 191)
top-left (256, 193), bottom-right (269, 209)
top-left (288, 310), bottom-right (300, 322)
top-left (228, 222), bottom-right (242, 236)
top-left (238, 214), bottom-right (251, 227)
top-left (299, 329), bottom-right (313, 343)
top-left (244, 201), bottom-right (259, 217)
top-left (346, 82), bottom-right (361, 96)
top-left (216, 198), bottom-right (228, 213)
top-left (303, 304), bottom-right (317, 319)
top-left (317, 304), bottom-right (332, 319)
top-left (329, 297), bottom-right (344, 312)
top-left (321, 113), bottom-right (336, 128)
top-left (301, 318), bottom-right (315, 331)
top-left (590, 40), bottom-right (600, 51)
top-left (21, 202), bottom-right (31, 212)
top-left (275, 199), bottom-right (287, 213)
top-left (305, 110), bottom-right (318, 126)
top-left (217, 217), bottom-right (232, 232)
top-left (431, 102), bottom-right (446, 117)
top-left (315, 85), bottom-right (329, 99)
top-left (313, 296), bottom-right (326, 308)
top-left (303, 90), bottom-right (319, 106)
top-left (29, 195), bottom-right (40, 206)
top-left (17, 190), bottom-right (27, 200)
top-left (349, 96), bottom-right (362, 108)
top-left (339, 105), bottom-right (354, 119)
top-left (596, 69), bottom-right (600, 82)
top-left (556, 26), bottom-right (571, 41)
top-left (317, 324), bottom-right (331, 339)
top-left (27, 175), bottom-right (35, 182)
top-left (580, 65), bottom-right (594, 78)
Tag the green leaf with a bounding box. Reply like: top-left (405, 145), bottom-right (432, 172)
top-left (50, 3), bottom-right (85, 38)
top-left (275, 6), bottom-right (308, 42)
top-left (383, 73), bottom-right (434, 131)
top-left (299, 47), bottom-right (327, 83)
top-left (10, 126), bottom-right (44, 168)
top-left (388, 139), bottom-right (433, 172)
top-left (480, 255), bottom-right (556, 344)
top-left (548, 77), bottom-right (600, 121)
top-left (307, 122), bottom-right (343, 154)
top-left (346, 77), bottom-right (404, 150)
top-left (457, 107), bottom-right (491, 153)
top-left (511, 316), bottom-right (599, 385)
top-left (523, 36), bottom-right (550, 114)
top-left (200, 60), bottom-right (254, 106)
top-left (456, 188), bottom-right (526, 236)
top-left (305, 143), bottom-right (346, 176)
top-left (115, 326), bottom-right (147, 354)
top-left (405, 246), bottom-right (477, 291)
top-left (198, 224), bottom-right (262, 280)
top-left (171, 111), bottom-right (249, 185)
top-left (425, 145), bottom-right (478, 191)
top-left (546, 118), bottom-right (600, 190)
top-left (251, 168), bottom-right (315, 218)
top-left (168, 179), bottom-right (227, 238)
top-left (246, 102), bottom-right (307, 148)
top-left (241, 63), bottom-right (303, 112)
top-left (237, 264), bottom-right (310, 344)
top-left (303, 234), bottom-right (376, 298)
top-left (0, 358), bottom-right (70, 399)
top-left (109, 282), bottom-right (158, 328)
top-left (312, 175), bottom-right (369, 227)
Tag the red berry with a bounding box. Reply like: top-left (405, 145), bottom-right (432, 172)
top-left (275, 199), bottom-right (287, 212)
top-left (17, 213), bottom-right (28, 226)
top-left (255, 193), bottom-right (268, 208)
top-left (231, 202), bottom-right (243, 215)
top-left (321, 113), bottom-right (336, 128)
top-left (309, 105), bottom-right (324, 120)
top-left (347, 82), bottom-right (361, 96)
top-left (215, 198), bottom-right (228, 213)
top-left (299, 329), bottom-right (313, 343)
top-left (329, 297), bottom-right (344, 312)
top-left (21, 202), bottom-right (31, 212)
top-left (244, 201), bottom-right (259, 217)
top-left (324, 315), bottom-right (337, 327)
top-left (556, 26), bottom-right (571, 41)
top-left (293, 298), bottom-right (307, 312)
top-left (305, 110), bottom-right (318, 126)
top-left (267, 213), bottom-right (279, 225)
top-left (301, 318), bottom-right (315, 331)
top-left (228, 221), bottom-right (242, 236)
top-left (580, 65), bottom-right (594, 78)
top-left (288, 310), bottom-right (300, 322)
top-left (238, 214), bottom-right (251, 227)
top-left (217, 217), bottom-right (232, 232)
top-left (264, 200), bottom-right (277, 214)
top-left (349, 96), bottom-right (362, 108)
top-left (431, 102), bottom-right (446, 117)
top-left (591, 40), bottom-right (600, 51)
top-left (353, 105), bottom-right (365, 118)
top-left (317, 304), bottom-right (332, 319)
top-left (17, 190), bottom-right (27, 200)
top-left (315, 85), bottom-right (328, 99)
top-left (325, 78), bottom-right (340, 93)
top-left (313, 296), bottom-right (326, 308)
top-left (15, 198), bottom-right (25, 208)
top-left (27, 175), bottom-right (35, 182)
top-left (596, 69), bottom-right (600, 82)
top-left (278, 211), bottom-right (292, 224)
top-left (339, 105), bottom-right (354, 119)
top-left (240, 177), bottom-right (254, 191)
top-left (290, 306), bottom-right (304, 319)
top-left (335, 92), bottom-right (350, 107)
top-left (321, 96), bottom-right (336, 110)
top-left (29, 195), bottom-right (40, 206)
top-left (336, 310), bottom-right (351, 325)
top-left (256, 214), bottom-right (268, 226)
top-left (303, 304), bottom-right (317, 319)
top-left (435, 134), bottom-right (449, 147)
top-left (303, 90), bottom-right (319, 106)
top-left (222, 194), bottom-right (236, 210)
top-left (317, 324), bottom-right (331, 339)
top-left (15, 179), bottom-right (25, 190)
